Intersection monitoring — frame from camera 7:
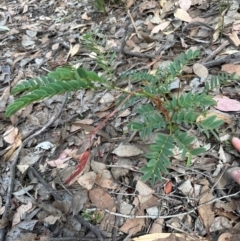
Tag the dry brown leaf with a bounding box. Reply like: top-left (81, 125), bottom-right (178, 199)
top-left (52, 43), bottom-right (59, 51)
top-left (140, 195), bottom-right (159, 210)
top-left (149, 218), bottom-right (164, 233)
top-left (119, 208), bottom-right (145, 235)
top-left (150, 10), bottom-right (161, 24)
top-left (228, 32), bottom-right (240, 46)
top-left (210, 216), bottom-right (232, 232)
top-left (16, 165), bottom-right (29, 174)
top-left (197, 112), bottom-right (232, 124)
top-left (0, 218), bottom-right (8, 229)
top-left (214, 208), bottom-right (239, 221)
top-left (71, 191), bottom-right (88, 216)
top-left (193, 63), bottom-right (208, 79)
top-left (151, 21), bottom-right (170, 34)
top-left (3, 126), bottom-right (19, 144)
top-left (217, 233), bottom-right (232, 241)
top-left (0, 86), bottom-right (10, 112)
top-left (68, 43), bottom-right (80, 58)
top-left (44, 215), bottom-right (60, 225)
top-left (139, 31), bottom-right (155, 43)
top-left (233, 23), bottom-right (240, 32)
top-left (126, 39), bottom-right (137, 49)
top-left (95, 170), bottom-right (118, 189)
top-left (99, 93), bottom-right (114, 104)
top-left (77, 172), bottom-right (96, 190)
top-left (95, 175), bottom-right (118, 189)
top-left (212, 9), bottom-right (227, 43)
top-left (70, 119), bottom-right (94, 132)
top-left (198, 185), bottom-right (215, 230)
top-left (132, 233), bottom-right (208, 241)
top-left (89, 188), bottom-right (115, 210)
top-left (139, 0), bottom-right (157, 13)
top-left (118, 108), bottom-right (131, 117)
top-left (99, 207), bottom-right (116, 233)
top-left (81, 12), bottom-right (91, 20)
top-left (91, 160), bottom-right (106, 173)
top-left (136, 180), bottom-right (154, 196)
top-left (12, 203), bottom-right (33, 227)
top-left (161, 1), bottom-right (175, 13)
top-left (95, 111), bottom-right (110, 118)
top-left (3, 132), bottom-right (22, 162)
top-left (136, 180), bottom-right (155, 205)
top-left (112, 144), bottom-right (143, 157)
top-left (222, 64), bottom-right (240, 75)
top-left (174, 8), bottom-right (192, 22)
top-left (126, 0), bottom-right (135, 9)
top-left (196, 110), bottom-right (232, 124)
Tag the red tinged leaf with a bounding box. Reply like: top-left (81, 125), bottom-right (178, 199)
top-left (213, 96), bottom-right (240, 112)
top-left (98, 150), bottom-right (103, 157)
top-left (164, 180), bottom-right (172, 194)
top-left (65, 151), bottom-right (90, 186)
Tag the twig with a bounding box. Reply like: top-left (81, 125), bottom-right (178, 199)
top-left (182, 21), bottom-right (214, 33)
top-left (203, 40), bottom-right (230, 63)
top-left (119, 2), bottom-right (140, 54)
top-left (49, 237), bottom-right (100, 241)
top-left (74, 215), bottom-right (105, 241)
top-left (127, 130), bottom-right (138, 143)
top-left (106, 164), bottom-right (140, 173)
top-left (203, 52), bottom-right (240, 68)
top-left (89, 93), bottom-right (132, 148)
top-left (24, 93), bottom-right (68, 142)
top-left (28, 166), bottom-right (63, 201)
top-left (206, 167), bottom-right (231, 202)
top-left (127, 9), bottom-right (141, 39)
top-left (166, 223), bottom-right (199, 241)
top-left (0, 93), bottom-right (68, 241)
top-left (123, 49), bottom-right (169, 60)
top-left (119, 19), bottom-right (131, 54)
top-left (104, 191), bottom-right (240, 219)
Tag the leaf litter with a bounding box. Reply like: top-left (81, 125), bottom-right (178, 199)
top-left (1, 0), bottom-right (240, 240)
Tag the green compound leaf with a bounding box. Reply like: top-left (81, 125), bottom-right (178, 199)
top-left (130, 105), bottom-right (166, 139)
top-left (173, 130), bottom-right (195, 158)
top-left (197, 115), bottom-right (224, 138)
top-left (166, 92), bottom-right (216, 111)
top-left (171, 109), bottom-right (199, 125)
top-left (173, 130), bottom-right (205, 161)
top-left (6, 65), bottom-right (109, 117)
top-left (205, 72), bottom-right (236, 92)
top-left (5, 48), bottom-right (231, 189)
top-left (141, 133), bottom-right (174, 185)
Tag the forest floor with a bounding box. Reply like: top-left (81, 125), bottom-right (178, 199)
top-left (1, 0), bottom-right (240, 240)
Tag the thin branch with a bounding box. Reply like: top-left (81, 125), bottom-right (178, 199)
top-left (104, 191), bottom-right (240, 219)
top-left (28, 166), bottom-right (63, 201)
top-left (166, 223), bottom-right (200, 241)
top-left (74, 215), bottom-right (105, 241)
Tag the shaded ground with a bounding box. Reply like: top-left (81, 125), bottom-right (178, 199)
top-left (1, 0), bottom-right (240, 241)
